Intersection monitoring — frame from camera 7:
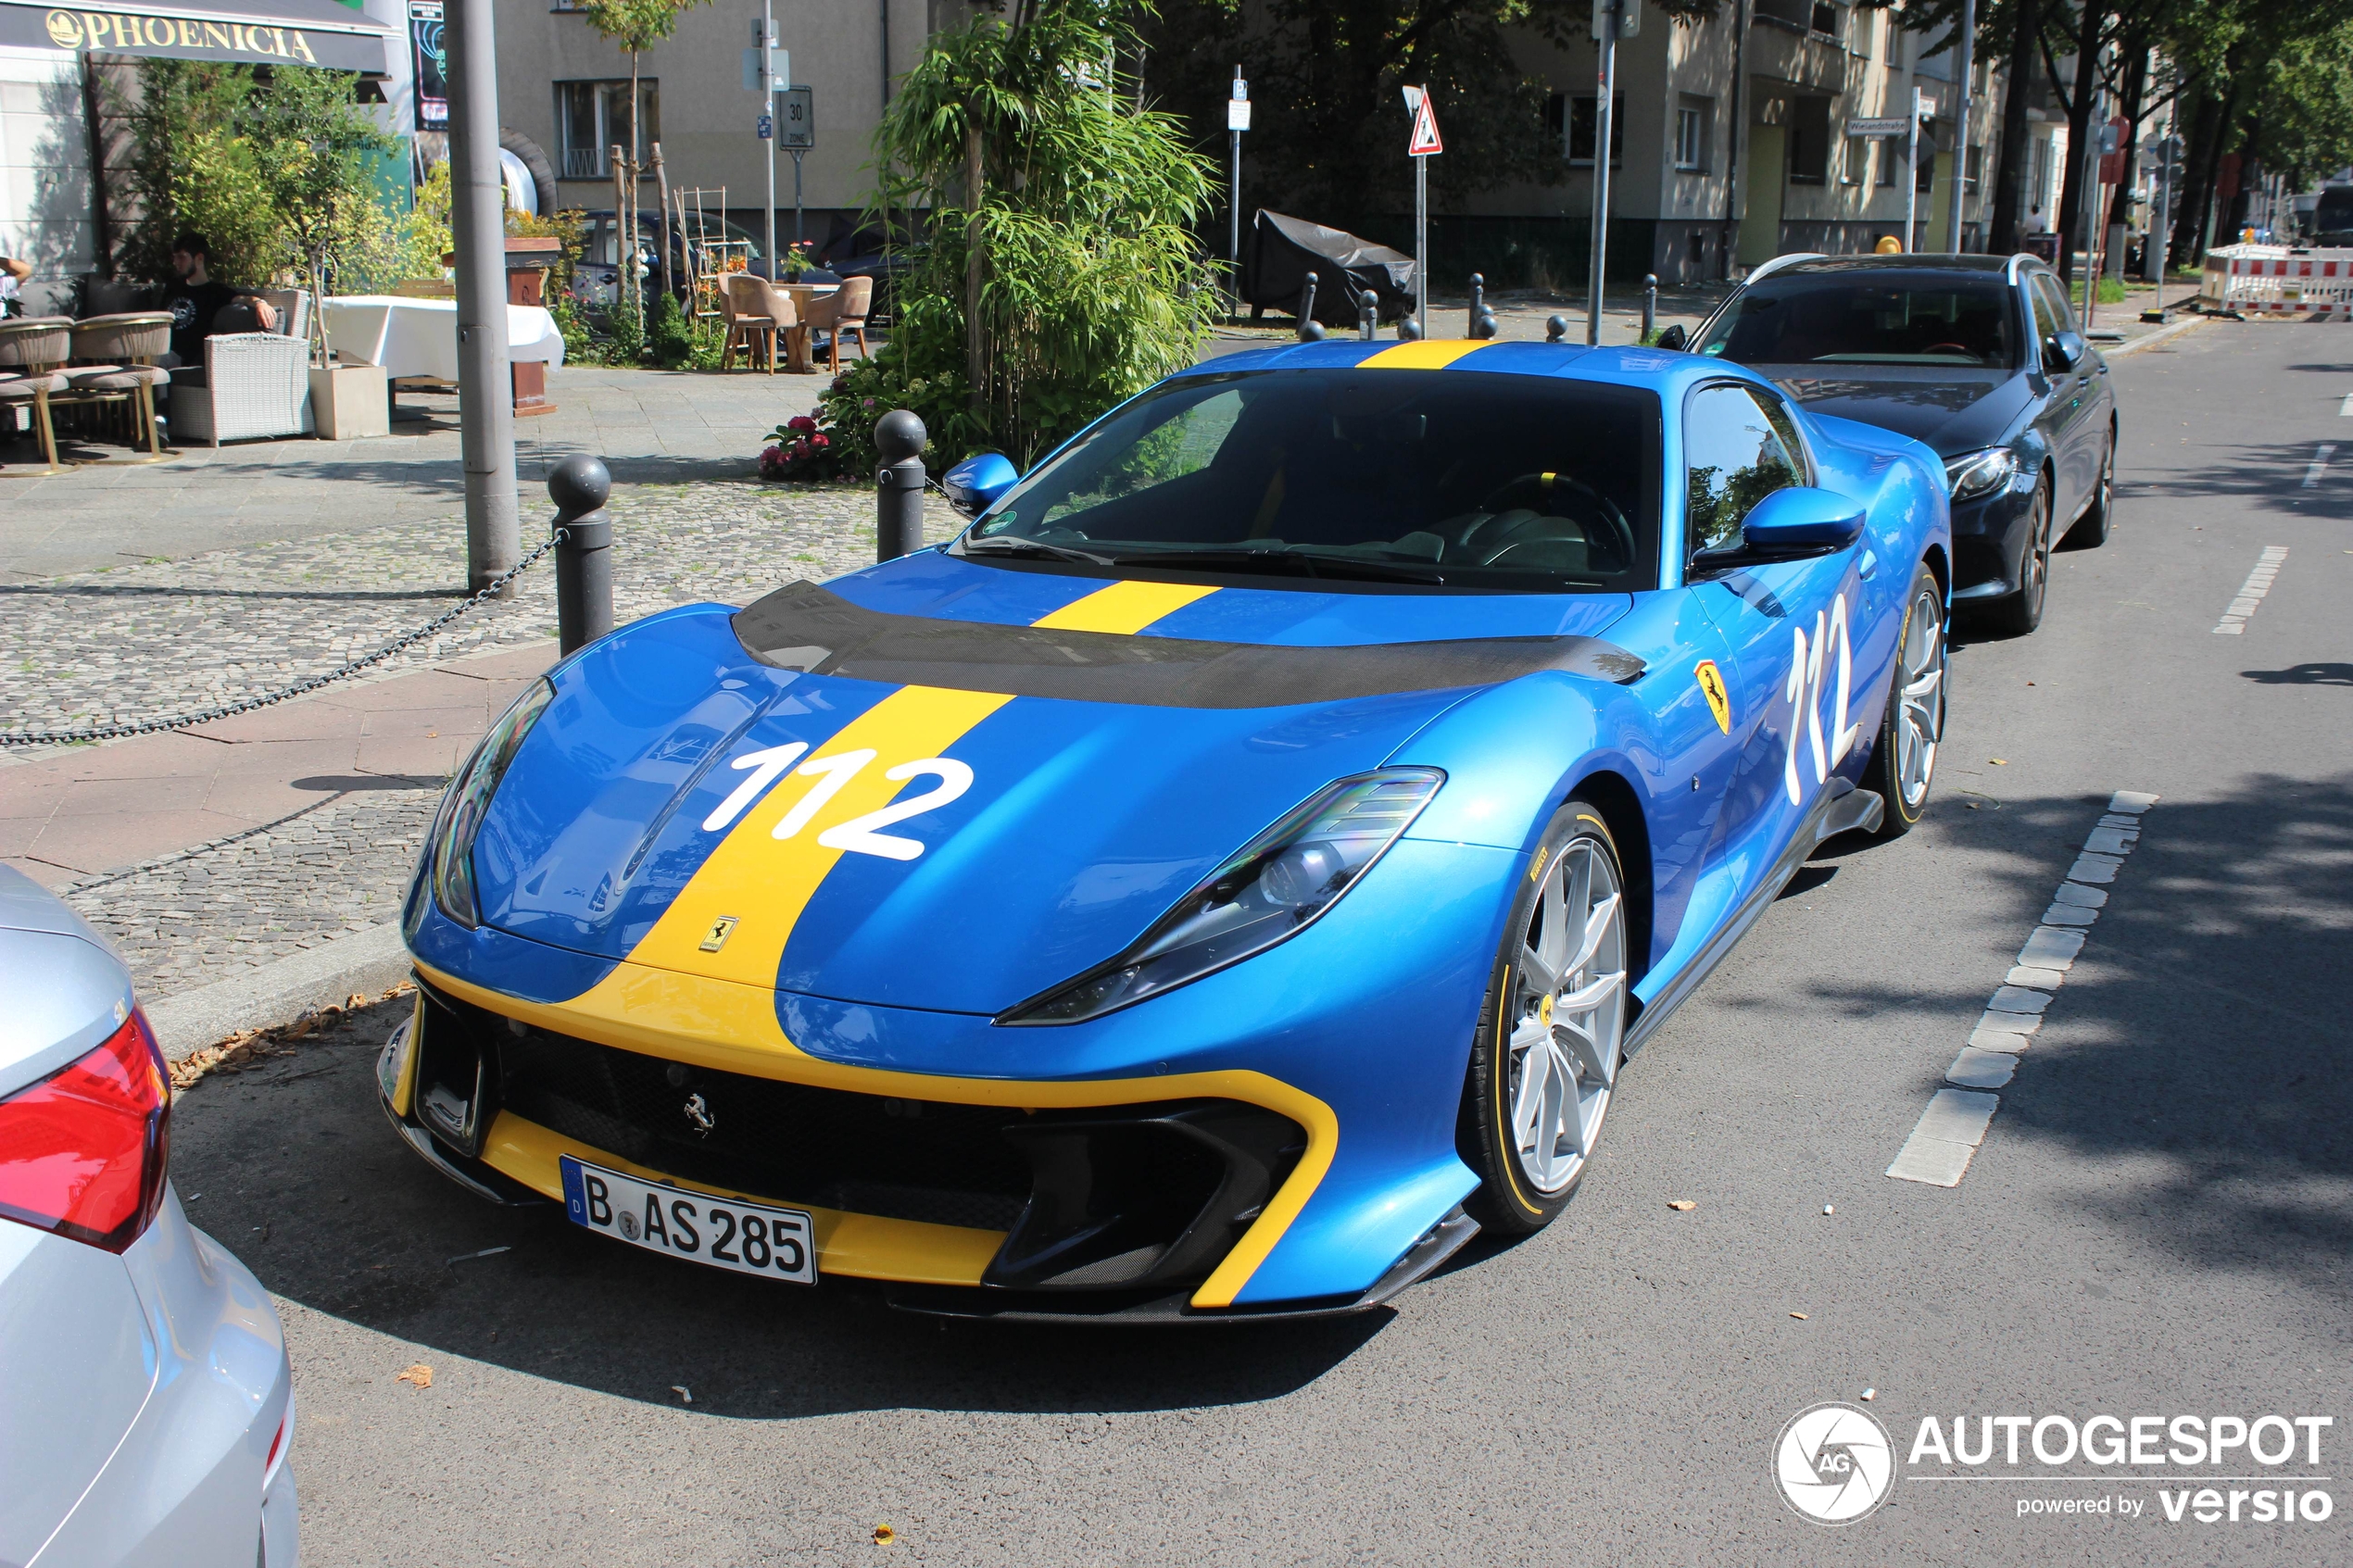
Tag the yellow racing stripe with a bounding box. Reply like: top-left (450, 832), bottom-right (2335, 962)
top-left (1356, 338), bottom-right (1498, 370)
top-left (1029, 579), bottom-right (1220, 633)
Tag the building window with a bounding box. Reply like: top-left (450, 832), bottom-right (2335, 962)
top-left (1917, 137), bottom-right (1936, 194)
top-left (1810, 1), bottom-right (1840, 38)
top-left (1568, 94), bottom-right (1626, 165)
top-left (1675, 96), bottom-right (1712, 171)
top-left (1875, 137), bottom-right (1902, 189)
top-left (1754, 0), bottom-right (1809, 30)
top-left (2030, 135), bottom-right (2052, 212)
top-left (1842, 135), bottom-right (1867, 186)
top-left (1965, 143), bottom-right (1983, 194)
top-left (558, 80), bottom-right (659, 181)
top-left (1787, 96), bottom-right (1831, 185)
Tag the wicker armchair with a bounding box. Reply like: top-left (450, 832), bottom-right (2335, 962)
top-left (721, 272), bottom-right (792, 373)
top-left (169, 332), bottom-right (313, 445)
top-left (0, 317), bottom-right (71, 472)
top-left (797, 277), bottom-right (874, 371)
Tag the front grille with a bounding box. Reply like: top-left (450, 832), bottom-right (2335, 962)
top-left (411, 983), bottom-right (1309, 1289)
top-left (495, 1025), bottom-right (1035, 1232)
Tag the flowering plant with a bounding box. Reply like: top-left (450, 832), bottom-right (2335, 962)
top-left (758, 413), bottom-right (844, 483)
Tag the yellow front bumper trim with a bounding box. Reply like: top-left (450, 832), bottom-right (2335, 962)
top-left (480, 1110), bottom-right (1007, 1286)
top-left (413, 958), bottom-right (1339, 1309)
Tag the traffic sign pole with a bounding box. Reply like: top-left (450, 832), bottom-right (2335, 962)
top-left (1586, 0), bottom-right (1622, 345)
top-left (761, 3), bottom-right (775, 278)
top-left (1228, 69), bottom-right (1249, 317)
top-left (1403, 86), bottom-right (1441, 339)
top-left (1906, 89), bottom-right (1925, 253)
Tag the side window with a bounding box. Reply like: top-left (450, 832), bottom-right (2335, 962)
top-left (2031, 275), bottom-right (2071, 342)
top-left (1685, 384), bottom-right (1805, 556)
top-left (1751, 391), bottom-right (1811, 484)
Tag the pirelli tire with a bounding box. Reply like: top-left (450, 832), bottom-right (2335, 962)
top-left (1459, 799), bottom-right (1632, 1237)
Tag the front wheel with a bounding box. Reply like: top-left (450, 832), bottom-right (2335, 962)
top-left (1459, 801), bottom-right (1632, 1236)
top-left (2063, 429), bottom-right (2115, 549)
top-left (1861, 562), bottom-right (1946, 837)
top-left (1986, 476), bottom-right (2053, 636)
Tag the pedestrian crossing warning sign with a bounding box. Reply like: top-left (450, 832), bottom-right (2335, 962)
top-left (1404, 88), bottom-right (1442, 156)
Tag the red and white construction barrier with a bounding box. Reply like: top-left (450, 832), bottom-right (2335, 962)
top-left (2198, 245), bottom-right (2353, 318)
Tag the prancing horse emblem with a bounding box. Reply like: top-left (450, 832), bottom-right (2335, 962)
top-left (683, 1092), bottom-right (714, 1135)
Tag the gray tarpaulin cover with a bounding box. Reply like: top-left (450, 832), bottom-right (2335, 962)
top-left (1243, 210), bottom-right (1417, 326)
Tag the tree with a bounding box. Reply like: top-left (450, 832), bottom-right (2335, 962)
top-left (238, 66), bottom-right (401, 364)
top-left (1140, 0), bottom-right (1592, 227)
top-left (579, 0), bottom-right (711, 323)
top-left (834, 0), bottom-right (1218, 469)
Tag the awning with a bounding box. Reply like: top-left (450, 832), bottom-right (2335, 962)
top-left (0, 0), bottom-right (392, 73)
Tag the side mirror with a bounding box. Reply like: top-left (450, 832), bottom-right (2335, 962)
top-left (1738, 486), bottom-right (1867, 554)
top-left (1653, 323), bottom-right (1688, 352)
top-left (2044, 330), bottom-right (2086, 373)
top-left (941, 451), bottom-right (1018, 518)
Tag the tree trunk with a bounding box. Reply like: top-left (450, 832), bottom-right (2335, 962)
top-left (2053, 2), bottom-right (2105, 282)
top-left (965, 120), bottom-right (984, 419)
top-left (1990, 0), bottom-right (2039, 254)
top-left (625, 51), bottom-right (642, 329)
top-left (651, 139), bottom-right (673, 302)
top-left (2106, 43), bottom-right (2146, 270)
top-left (2171, 81), bottom-right (2221, 269)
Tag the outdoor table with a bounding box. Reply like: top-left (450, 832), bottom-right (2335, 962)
top-left (321, 295), bottom-right (565, 416)
top-left (776, 282), bottom-right (838, 373)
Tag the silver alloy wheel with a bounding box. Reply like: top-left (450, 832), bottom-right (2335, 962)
top-left (2022, 485), bottom-right (2052, 615)
top-left (1506, 837), bottom-right (1628, 1195)
top-left (1894, 586), bottom-right (1945, 809)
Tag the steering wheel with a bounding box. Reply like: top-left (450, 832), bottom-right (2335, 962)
top-left (1921, 342), bottom-right (1976, 359)
top-left (1472, 472), bottom-right (1638, 571)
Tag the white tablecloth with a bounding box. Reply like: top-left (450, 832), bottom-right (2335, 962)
top-left (321, 296), bottom-right (565, 382)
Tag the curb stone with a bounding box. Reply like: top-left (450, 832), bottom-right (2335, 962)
top-left (145, 921), bottom-right (410, 1061)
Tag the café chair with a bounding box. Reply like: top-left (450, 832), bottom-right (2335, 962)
top-left (798, 277), bottom-right (874, 372)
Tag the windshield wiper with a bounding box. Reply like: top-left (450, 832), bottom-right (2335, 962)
top-left (960, 536), bottom-right (1116, 566)
top-left (1107, 548), bottom-right (1448, 585)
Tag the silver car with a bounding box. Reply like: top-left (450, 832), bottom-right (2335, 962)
top-left (0, 865), bottom-right (297, 1567)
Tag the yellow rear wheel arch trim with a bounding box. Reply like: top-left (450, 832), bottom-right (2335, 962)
top-left (412, 958), bottom-right (1338, 1310)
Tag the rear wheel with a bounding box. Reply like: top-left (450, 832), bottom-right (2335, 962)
top-left (1862, 562), bottom-right (1946, 838)
top-left (1460, 801), bottom-right (1631, 1236)
top-left (1986, 475), bottom-right (2053, 635)
top-left (2063, 428), bottom-right (2115, 548)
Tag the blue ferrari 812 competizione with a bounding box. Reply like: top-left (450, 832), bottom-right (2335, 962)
top-left (381, 336), bottom-right (1951, 1322)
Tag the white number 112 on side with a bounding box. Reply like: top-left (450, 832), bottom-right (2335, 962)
top-left (698, 742), bottom-right (975, 861)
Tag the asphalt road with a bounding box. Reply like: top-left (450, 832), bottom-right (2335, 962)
top-left (170, 319), bottom-right (2349, 1566)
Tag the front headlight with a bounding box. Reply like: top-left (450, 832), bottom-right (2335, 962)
top-left (1944, 446), bottom-right (2019, 502)
top-left (999, 768), bottom-right (1444, 1025)
top-left (427, 678), bottom-right (554, 928)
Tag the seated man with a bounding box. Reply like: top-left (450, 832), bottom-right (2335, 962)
top-left (160, 232), bottom-right (276, 381)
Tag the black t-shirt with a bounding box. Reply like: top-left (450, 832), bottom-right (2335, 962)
top-left (164, 279), bottom-right (236, 363)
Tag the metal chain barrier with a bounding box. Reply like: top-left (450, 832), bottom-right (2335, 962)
top-left (0, 531), bottom-right (568, 748)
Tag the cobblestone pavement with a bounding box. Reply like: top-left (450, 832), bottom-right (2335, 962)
top-left (66, 786), bottom-right (441, 997)
top-left (18, 480), bottom-right (960, 993)
top-left (1, 481), bottom-right (961, 747)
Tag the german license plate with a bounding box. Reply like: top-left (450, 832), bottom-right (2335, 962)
top-left (560, 1156), bottom-right (815, 1284)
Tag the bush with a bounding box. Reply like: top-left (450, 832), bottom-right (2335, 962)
top-left (647, 288), bottom-right (694, 367)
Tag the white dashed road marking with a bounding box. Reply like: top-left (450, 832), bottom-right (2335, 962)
top-left (2339, 393), bottom-right (2353, 416)
top-left (2302, 444), bottom-right (2334, 487)
top-left (2213, 546), bottom-right (2288, 634)
top-left (1887, 790), bottom-right (2159, 1187)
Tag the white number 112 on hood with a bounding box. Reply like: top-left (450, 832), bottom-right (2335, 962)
top-left (699, 742), bottom-right (975, 861)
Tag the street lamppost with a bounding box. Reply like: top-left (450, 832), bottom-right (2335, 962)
top-left (1585, 0), bottom-right (1637, 345)
top-left (447, 0), bottom-right (517, 594)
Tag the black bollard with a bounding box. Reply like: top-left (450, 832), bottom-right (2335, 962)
top-left (1297, 271), bottom-right (1325, 341)
top-left (1466, 273), bottom-right (1483, 337)
top-left (1396, 315), bottom-right (1422, 341)
top-left (1358, 289), bottom-right (1378, 341)
top-left (549, 455), bottom-right (612, 655)
top-left (875, 409), bottom-right (927, 562)
top-left (1642, 273), bottom-right (1658, 343)
top-left (1545, 314), bottom-right (1570, 343)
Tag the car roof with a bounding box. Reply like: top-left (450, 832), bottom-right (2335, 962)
top-left (1771, 253), bottom-right (2020, 276)
top-left (1168, 339), bottom-right (1759, 396)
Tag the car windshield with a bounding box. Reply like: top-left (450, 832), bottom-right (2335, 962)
top-left (1696, 275), bottom-right (2017, 368)
top-left (961, 369), bottom-right (1661, 593)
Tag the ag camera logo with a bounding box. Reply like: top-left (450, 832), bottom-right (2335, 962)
top-left (1776, 1402), bottom-right (1896, 1524)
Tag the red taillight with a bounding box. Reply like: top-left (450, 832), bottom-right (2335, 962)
top-left (0, 1010), bottom-right (171, 1252)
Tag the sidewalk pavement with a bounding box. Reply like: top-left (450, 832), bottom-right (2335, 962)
top-left (0, 364), bottom-right (830, 582)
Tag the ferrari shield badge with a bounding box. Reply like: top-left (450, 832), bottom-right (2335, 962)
top-left (1694, 660), bottom-right (1732, 734)
top-left (698, 915), bottom-right (739, 953)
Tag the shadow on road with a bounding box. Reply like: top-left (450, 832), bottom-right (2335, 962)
top-left (169, 1001), bottom-right (1388, 1421)
top-left (2113, 439), bottom-right (2327, 517)
top-left (2243, 662), bottom-right (2353, 686)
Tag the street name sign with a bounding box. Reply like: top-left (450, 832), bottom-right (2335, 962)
top-left (1847, 116), bottom-right (1909, 138)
